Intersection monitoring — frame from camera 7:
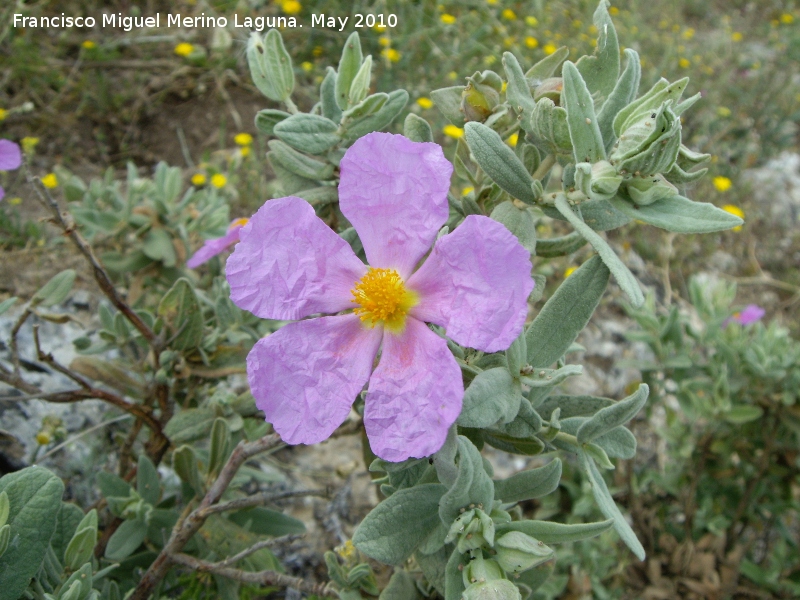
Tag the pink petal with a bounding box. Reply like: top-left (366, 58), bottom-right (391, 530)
top-left (408, 215), bottom-right (533, 353)
top-left (227, 197), bottom-right (367, 320)
top-left (736, 304), bottom-right (765, 325)
top-left (248, 314), bottom-right (382, 445)
top-left (339, 133), bottom-right (453, 278)
top-left (0, 140), bottom-right (21, 171)
top-left (186, 225), bottom-right (243, 268)
top-left (364, 318), bottom-right (463, 462)
top-left (0, 186), bottom-right (4, 201)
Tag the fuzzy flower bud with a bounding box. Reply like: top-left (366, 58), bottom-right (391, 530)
top-left (494, 531), bottom-right (554, 574)
top-left (461, 71), bottom-right (503, 123)
top-left (609, 101), bottom-right (681, 177)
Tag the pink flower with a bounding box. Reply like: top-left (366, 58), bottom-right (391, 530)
top-left (724, 304), bottom-right (766, 327)
top-left (186, 218), bottom-right (248, 268)
top-left (0, 139), bottom-right (22, 201)
top-left (226, 133), bottom-right (533, 462)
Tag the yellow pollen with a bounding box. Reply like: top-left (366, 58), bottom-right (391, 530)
top-left (351, 268), bottom-right (418, 332)
top-left (230, 217), bottom-right (249, 229)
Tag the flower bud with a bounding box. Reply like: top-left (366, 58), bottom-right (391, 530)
top-left (625, 174), bottom-right (678, 205)
top-left (609, 101), bottom-right (681, 176)
top-left (463, 555), bottom-right (506, 588)
top-left (462, 579), bottom-right (521, 600)
top-left (575, 160), bottom-right (623, 201)
top-left (532, 77), bottom-right (563, 104)
top-left (529, 98), bottom-right (572, 156)
top-left (494, 531), bottom-right (554, 574)
top-left (461, 71), bottom-right (503, 122)
top-left (445, 508), bottom-right (495, 553)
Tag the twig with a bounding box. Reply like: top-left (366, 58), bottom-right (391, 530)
top-left (199, 488), bottom-right (329, 518)
top-left (9, 307), bottom-right (32, 378)
top-left (36, 414), bottom-right (132, 463)
top-left (170, 553), bottom-right (335, 597)
top-left (217, 534), bottom-right (304, 568)
top-left (24, 166), bottom-right (160, 349)
top-left (130, 434), bottom-right (285, 600)
top-left (33, 325), bottom-right (92, 389)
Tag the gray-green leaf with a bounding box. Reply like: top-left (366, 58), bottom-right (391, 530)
top-left (32, 269), bottom-right (76, 308)
top-left (458, 368), bottom-right (522, 429)
top-left (609, 195), bottom-right (744, 233)
top-left (247, 30), bottom-right (294, 102)
top-left (494, 459), bottom-right (562, 503)
top-left (274, 114), bottom-right (340, 155)
top-left (562, 62), bottom-right (606, 164)
top-left (577, 384), bottom-right (649, 444)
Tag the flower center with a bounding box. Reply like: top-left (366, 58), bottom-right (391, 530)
top-left (351, 268), bottom-right (418, 332)
top-left (230, 217), bottom-right (249, 230)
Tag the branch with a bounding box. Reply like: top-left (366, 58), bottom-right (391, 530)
top-left (130, 434), bottom-right (285, 600)
top-left (199, 488), bottom-right (330, 518)
top-left (170, 553), bottom-right (336, 597)
top-left (217, 534), bottom-right (303, 568)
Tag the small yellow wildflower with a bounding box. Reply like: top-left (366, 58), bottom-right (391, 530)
top-left (683, 28), bottom-right (695, 39)
top-left (722, 204), bottom-right (744, 231)
top-left (462, 186), bottom-right (474, 196)
top-left (525, 16), bottom-right (538, 27)
top-left (381, 48), bottom-right (401, 62)
top-left (543, 43), bottom-right (557, 55)
top-left (502, 9), bottom-right (517, 20)
top-left (21, 137), bottom-right (39, 153)
top-left (441, 14), bottom-right (456, 25)
top-left (678, 57), bottom-right (691, 68)
top-left (281, 0), bottom-right (301, 15)
top-left (301, 61), bottom-right (313, 72)
top-left (717, 107), bottom-right (731, 118)
top-left (713, 176), bottom-right (732, 192)
top-left (487, 0), bottom-right (498, 5)
top-left (572, 19), bottom-right (583, 28)
top-left (174, 43), bottom-right (194, 57)
top-left (8, 197), bottom-right (21, 205)
top-left (378, 36), bottom-right (390, 47)
top-left (416, 97), bottom-right (433, 109)
top-left (609, 6), bottom-right (619, 16)
top-left (81, 40), bottom-right (96, 49)
top-left (191, 173), bottom-right (207, 186)
top-left (525, 36), bottom-right (539, 48)
top-left (373, 24), bottom-right (386, 32)
top-left (41, 173), bottom-right (58, 189)
top-left (240, 146), bottom-right (251, 157)
top-left (335, 540), bottom-right (357, 562)
top-left (0, 108), bottom-right (6, 121)
top-left (504, 37), bottom-right (515, 48)
top-left (780, 13), bottom-right (794, 24)
top-left (564, 266), bottom-right (577, 278)
top-left (448, 71), bottom-right (458, 80)
top-left (507, 133), bottom-right (519, 147)
top-left (211, 174), bottom-right (227, 188)
top-left (771, 19), bottom-right (780, 26)
top-left (589, 24), bottom-right (598, 34)
top-left (443, 125), bottom-right (464, 139)
top-left (501, 81), bottom-right (507, 93)
top-left (234, 133), bottom-right (253, 146)
top-left (312, 46), bottom-right (323, 57)
top-left (731, 32), bottom-right (743, 42)
top-left (483, 55), bottom-right (497, 66)
top-left (672, 24), bottom-right (680, 32)
top-left (36, 431), bottom-right (52, 445)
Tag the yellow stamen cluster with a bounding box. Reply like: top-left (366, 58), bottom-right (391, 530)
top-left (351, 268), bottom-right (418, 332)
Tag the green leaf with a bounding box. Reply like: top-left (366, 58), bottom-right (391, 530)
top-left (577, 384), bottom-right (649, 444)
top-left (502, 52), bottom-right (535, 120)
top-left (505, 330), bottom-right (528, 377)
top-left (444, 547), bottom-right (467, 600)
top-left (575, 0), bottom-right (620, 103)
top-left (0, 298), bottom-right (17, 316)
top-left (431, 86), bottom-right (466, 126)
top-left (0, 466), bottom-right (64, 600)
top-left (296, 185), bottom-right (339, 207)
top-left (724, 405), bottom-right (764, 424)
top-left (525, 254), bottom-right (609, 367)
top-left (597, 49), bottom-right (641, 152)
top-left (59, 562), bottom-right (93, 600)
top-left (353, 483), bottom-right (446, 565)
top-left (105, 518), bottom-right (147, 561)
top-left (490, 201), bottom-right (536, 254)
top-left (164, 407), bottom-right (216, 444)
top-left (208, 418), bottom-right (232, 477)
top-left (32, 269), bottom-right (76, 308)
top-left (274, 113), bottom-right (340, 155)
top-left (348, 55), bottom-right (373, 106)
top-left (439, 437), bottom-right (495, 524)
top-left (458, 368), bottom-right (522, 428)
top-left (255, 109), bottom-right (290, 135)
top-left (229, 507), bottom-right (306, 536)
top-left (268, 139), bottom-right (334, 180)
top-left (0, 526), bottom-right (8, 558)
top-left (526, 47), bottom-right (569, 81)
top-left (379, 570), bottom-right (420, 600)
top-left (335, 32), bottom-right (363, 109)
top-left (494, 459), bottom-right (562, 503)
top-left (535, 395), bottom-right (614, 419)
top-left (497, 518), bottom-right (613, 544)
top-left (341, 92), bottom-right (389, 121)
top-left (534, 231), bottom-right (586, 258)
top-left (320, 67), bottom-right (342, 122)
top-left (416, 547), bottom-right (449, 595)
top-left (96, 471), bottom-right (131, 499)
top-left (465, 122), bottom-right (540, 205)
top-left (268, 153), bottom-right (319, 194)
top-left (137, 455), bottom-right (160, 506)
top-left (172, 445), bottom-right (204, 496)
top-left (247, 30), bottom-right (294, 102)
top-left (142, 227), bottom-right (177, 267)
top-left (484, 432), bottom-right (545, 456)
top-left (157, 278), bottom-right (204, 351)
top-left (64, 524), bottom-right (96, 570)
top-left (554, 195), bottom-right (644, 307)
top-left (580, 449), bottom-right (644, 559)
top-left (609, 195), bottom-right (744, 233)
top-left (0, 492), bottom-right (7, 527)
top-left (404, 113), bottom-right (433, 143)
top-left (342, 89), bottom-right (408, 140)
top-left (562, 62), bottom-right (606, 164)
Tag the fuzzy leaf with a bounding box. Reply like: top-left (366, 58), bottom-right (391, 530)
top-left (497, 518), bottom-right (613, 544)
top-left (597, 49), bottom-right (641, 152)
top-left (247, 30), bottom-right (294, 102)
top-left (439, 437), bottom-right (495, 524)
top-left (609, 195), bottom-right (744, 233)
top-left (562, 62), bottom-right (606, 164)
top-left (32, 269), bottom-right (76, 308)
top-left (490, 201), bottom-right (536, 254)
top-left (575, 0), bottom-right (620, 103)
top-left (577, 384), bottom-right (649, 444)
top-left (404, 113), bottom-right (434, 143)
top-left (493, 459), bottom-right (562, 503)
top-left (255, 109), bottom-right (291, 135)
top-left (458, 368), bottom-right (522, 428)
top-left (336, 32), bottom-right (363, 109)
top-left (431, 86), bottom-right (466, 126)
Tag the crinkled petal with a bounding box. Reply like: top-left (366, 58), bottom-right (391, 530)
top-left (364, 318), bottom-right (462, 462)
top-left (0, 140), bottom-right (21, 171)
top-left (408, 215), bottom-right (533, 353)
top-left (186, 225), bottom-right (243, 268)
top-left (248, 314), bottom-right (382, 445)
top-left (339, 132), bottom-right (452, 278)
top-left (227, 197), bottom-right (367, 320)
top-left (736, 304), bottom-right (765, 325)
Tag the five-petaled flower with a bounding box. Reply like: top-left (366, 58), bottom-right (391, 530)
top-left (0, 139), bottom-right (22, 201)
top-left (187, 218), bottom-right (248, 268)
top-left (226, 133), bottom-right (533, 461)
top-left (723, 304), bottom-right (765, 328)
